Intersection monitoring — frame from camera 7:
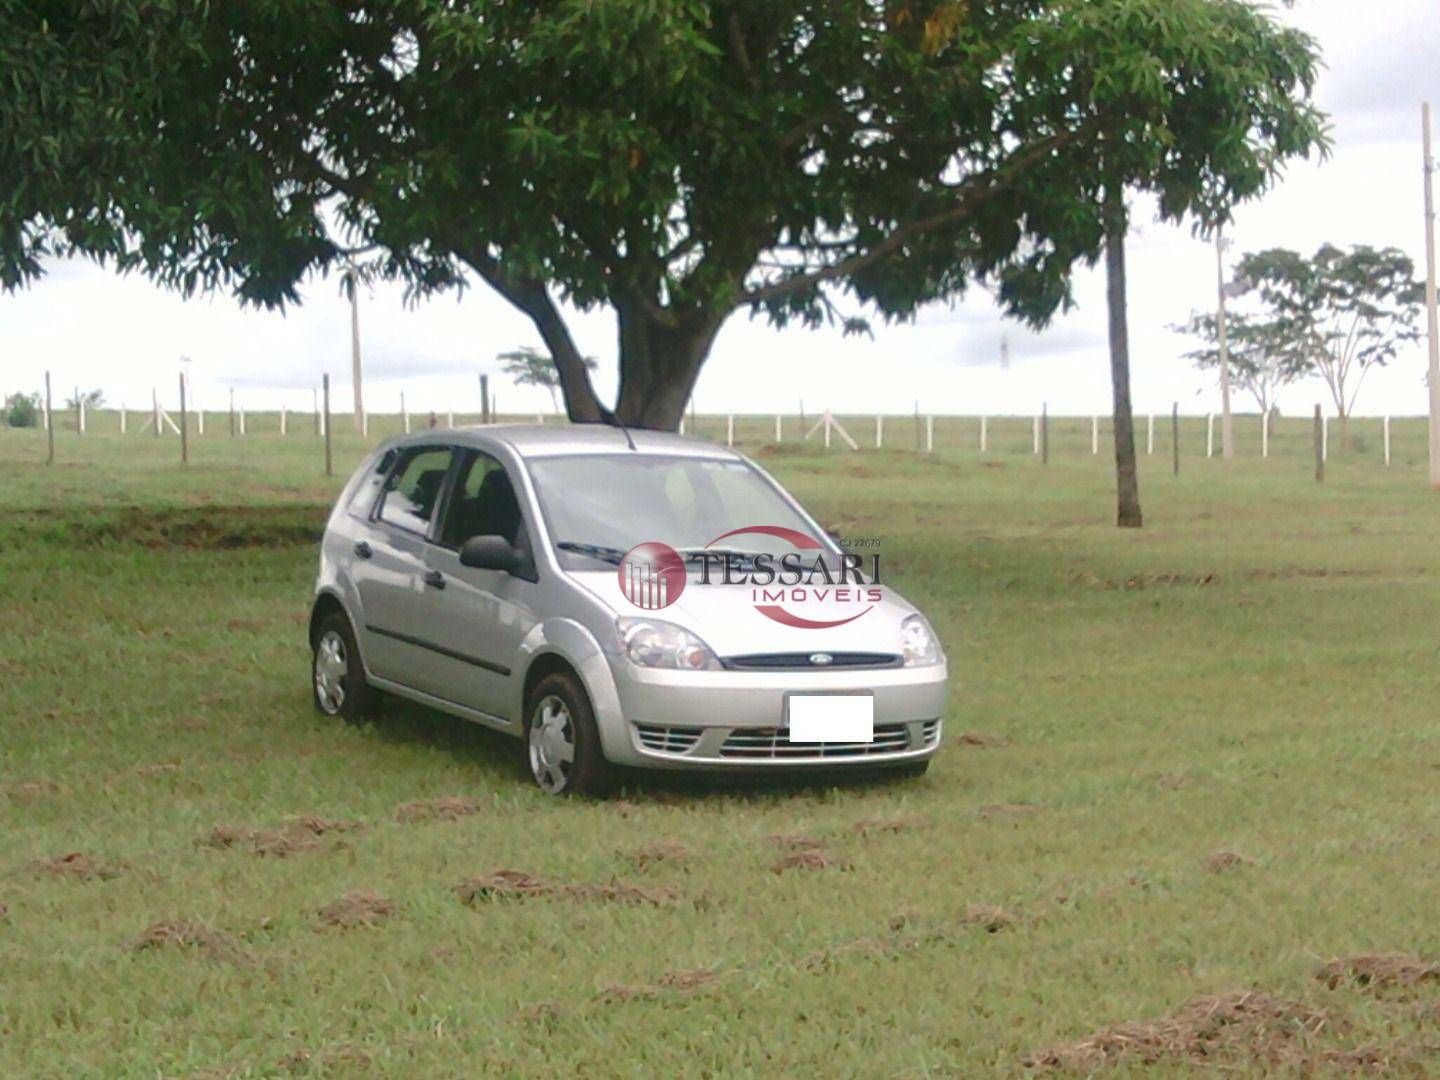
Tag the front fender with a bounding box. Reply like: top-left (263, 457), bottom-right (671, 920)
top-left (516, 618), bottom-right (627, 762)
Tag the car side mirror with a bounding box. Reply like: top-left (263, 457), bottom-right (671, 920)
top-left (459, 535), bottom-right (523, 575)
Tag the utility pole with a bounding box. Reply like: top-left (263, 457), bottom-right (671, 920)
top-left (1216, 229), bottom-right (1235, 459)
top-left (1423, 103), bottom-right (1440, 489)
top-left (346, 261), bottom-right (365, 434)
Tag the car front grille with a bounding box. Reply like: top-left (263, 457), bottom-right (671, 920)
top-left (633, 722), bottom-right (703, 755)
top-left (921, 719), bottom-right (941, 746)
top-left (722, 652), bottom-right (902, 670)
top-left (719, 722), bottom-right (912, 759)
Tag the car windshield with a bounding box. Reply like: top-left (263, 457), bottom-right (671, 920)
top-left (526, 454), bottom-right (833, 569)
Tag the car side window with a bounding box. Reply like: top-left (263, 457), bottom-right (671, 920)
top-left (377, 447), bottom-right (454, 537)
top-left (438, 450), bottom-right (527, 550)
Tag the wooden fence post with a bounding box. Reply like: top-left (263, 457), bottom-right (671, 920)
top-left (280, 406), bottom-right (287, 436)
top-left (875, 414), bottom-right (883, 449)
top-left (78, 394), bottom-right (85, 435)
top-left (239, 405), bottom-right (246, 435)
top-left (980, 415), bottom-right (988, 452)
top-left (926, 414), bottom-right (934, 453)
top-left (45, 372), bottom-right (54, 465)
top-left (774, 414), bottom-right (782, 442)
top-left (1172, 403), bottom-right (1180, 476)
top-left (1032, 414), bottom-right (1040, 455)
top-left (480, 374), bottom-right (490, 424)
top-left (1261, 410), bottom-right (1269, 459)
top-left (1384, 416), bottom-right (1391, 466)
top-left (323, 374), bottom-right (333, 477)
top-left (120, 403), bottom-right (127, 435)
top-left (1313, 404), bottom-right (1324, 482)
top-left (1321, 414), bottom-right (1329, 462)
top-left (1147, 413), bottom-right (1155, 456)
top-left (179, 373), bottom-right (189, 465)
top-left (726, 414), bottom-right (734, 447)
top-left (1041, 403), bottom-right (1049, 465)
top-left (1206, 413), bottom-right (1214, 458)
top-left (402, 390), bottom-right (411, 434)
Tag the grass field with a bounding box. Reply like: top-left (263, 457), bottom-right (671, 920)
top-left (4, 418), bottom-right (1440, 1076)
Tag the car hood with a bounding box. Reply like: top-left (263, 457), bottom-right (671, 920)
top-left (567, 569), bottom-right (923, 658)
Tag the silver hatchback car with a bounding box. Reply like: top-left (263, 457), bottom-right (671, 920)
top-left (309, 425), bottom-right (948, 795)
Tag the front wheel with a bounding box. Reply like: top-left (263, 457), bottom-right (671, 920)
top-left (525, 672), bottom-right (616, 797)
top-left (312, 612), bottom-right (377, 725)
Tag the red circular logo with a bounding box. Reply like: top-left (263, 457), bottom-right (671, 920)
top-left (618, 542), bottom-right (686, 610)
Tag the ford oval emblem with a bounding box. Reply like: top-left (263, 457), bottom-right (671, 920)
top-left (809, 652), bottom-right (834, 666)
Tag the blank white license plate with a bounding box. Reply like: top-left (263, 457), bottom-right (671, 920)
top-left (787, 694), bottom-right (874, 743)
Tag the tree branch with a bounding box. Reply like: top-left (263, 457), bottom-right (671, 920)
top-left (738, 130), bottom-right (1081, 307)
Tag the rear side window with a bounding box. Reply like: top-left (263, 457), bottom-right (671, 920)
top-left (377, 447), bottom-right (453, 537)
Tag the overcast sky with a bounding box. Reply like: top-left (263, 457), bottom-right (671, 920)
top-left (3, 1), bottom-right (1438, 419)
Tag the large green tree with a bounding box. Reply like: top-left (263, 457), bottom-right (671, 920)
top-left (2, 1), bottom-right (1323, 431)
top-left (1234, 245), bottom-right (1424, 441)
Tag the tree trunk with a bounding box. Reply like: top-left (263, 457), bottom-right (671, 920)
top-left (610, 303), bottom-right (724, 430)
top-left (1104, 187), bottom-right (1143, 528)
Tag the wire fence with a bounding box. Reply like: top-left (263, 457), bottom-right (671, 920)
top-left (7, 377), bottom-right (1429, 478)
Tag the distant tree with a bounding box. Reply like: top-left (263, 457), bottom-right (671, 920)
top-left (4, 391), bottom-right (41, 428)
top-left (1236, 245), bottom-right (1424, 442)
top-left (63, 388), bottom-right (105, 411)
top-left (1177, 310), bottom-right (1308, 428)
top-left (1, 1), bottom-right (1324, 433)
top-left (498, 347), bottom-right (599, 414)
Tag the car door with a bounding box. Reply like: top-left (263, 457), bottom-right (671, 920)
top-left (352, 444), bottom-right (458, 695)
top-left (421, 448), bottom-right (541, 720)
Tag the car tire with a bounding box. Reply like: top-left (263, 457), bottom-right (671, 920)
top-left (524, 671), bottom-right (616, 797)
top-left (312, 612), bottom-right (378, 725)
top-left (891, 760), bottom-right (930, 780)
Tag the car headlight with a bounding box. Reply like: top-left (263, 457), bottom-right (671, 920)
top-left (901, 613), bottom-right (943, 667)
top-left (617, 618), bottom-right (722, 671)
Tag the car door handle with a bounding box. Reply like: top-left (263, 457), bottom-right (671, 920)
top-left (354, 540), bottom-right (372, 559)
top-left (423, 569), bottom-right (446, 590)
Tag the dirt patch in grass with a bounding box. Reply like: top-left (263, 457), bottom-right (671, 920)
top-left (5, 779), bottom-right (64, 804)
top-left (963, 905), bottom-right (1020, 933)
top-left (767, 833), bottom-right (826, 851)
top-left (278, 1044), bottom-right (373, 1073)
top-left (623, 839), bottom-right (691, 869)
top-left (455, 869), bottom-right (675, 906)
top-left (1023, 991), bottom-right (1333, 1071)
top-left (979, 802), bottom-right (1038, 820)
top-left (1206, 851), bottom-right (1253, 873)
top-left (1316, 954), bottom-right (1440, 994)
top-left (8, 504), bottom-right (325, 551)
top-left (595, 968), bottom-right (721, 1006)
top-left (226, 618), bottom-right (267, 632)
top-left (133, 762), bottom-right (181, 777)
top-left (852, 815), bottom-right (928, 837)
top-left (394, 796), bottom-right (479, 823)
top-left (317, 890), bottom-right (396, 929)
top-left (131, 919), bottom-right (245, 963)
top-left (34, 852), bottom-right (126, 881)
top-left (771, 848), bottom-right (852, 873)
top-left (957, 731), bottom-right (1008, 747)
top-left (198, 815), bottom-right (363, 857)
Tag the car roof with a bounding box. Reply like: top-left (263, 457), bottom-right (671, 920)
top-left (383, 423), bottom-right (745, 461)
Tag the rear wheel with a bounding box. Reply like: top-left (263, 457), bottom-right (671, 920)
top-left (312, 612), bottom-right (377, 725)
top-left (525, 671), bottom-right (615, 797)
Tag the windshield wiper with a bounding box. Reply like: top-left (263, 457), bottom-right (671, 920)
top-left (556, 541), bottom-right (627, 565)
top-left (677, 547), bottom-right (765, 568)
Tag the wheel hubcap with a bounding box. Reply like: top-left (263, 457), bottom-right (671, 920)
top-left (314, 630), bottom-right (348, 714)
top-left (528, 695), bottom-right (575, 793)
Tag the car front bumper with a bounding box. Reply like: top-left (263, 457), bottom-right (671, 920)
top-left (597, 657), bottom-right (949, 769)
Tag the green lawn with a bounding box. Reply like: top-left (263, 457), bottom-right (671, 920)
top-left (3, 419), bottom-right (1440, 1076)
